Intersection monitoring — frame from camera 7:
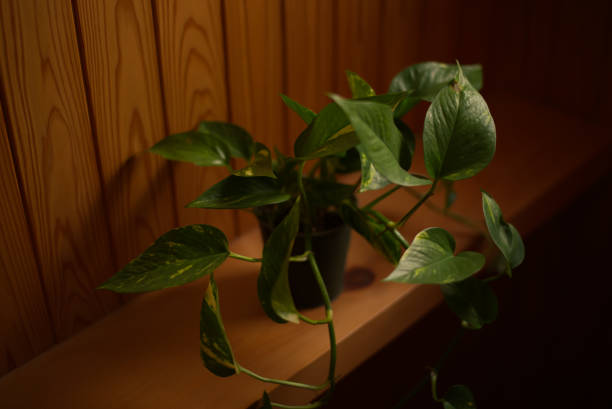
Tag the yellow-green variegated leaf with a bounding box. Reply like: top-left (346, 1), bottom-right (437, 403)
top-left (98, 225), bottom-right (229, 293)
top-left (385, 228), bottom-right (484, 284)
top-left (233, 142), bottom-right (276, 178)
top-left (200, 275), bottom-right (238, 377)
top-left (257, 199), bottom-right (301, 324)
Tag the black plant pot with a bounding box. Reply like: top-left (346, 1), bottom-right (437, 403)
top-left (258, 212), bottom-right (351, 309)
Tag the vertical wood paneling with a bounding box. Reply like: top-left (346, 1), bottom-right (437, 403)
top-left (284, 0), bottom-right (335, 140)
top-left (335, 0), bottom-right (384, 96)
top-left (224, 0), bottom-right (285, 234)
top-left (0, 0), bottom-right (120, 341)
top-left (0, 106), bottom-right (55, 376)
top-left (154, 0), bottom-right (235, 234)
top-left (75, 0), bottom-right (177, 267)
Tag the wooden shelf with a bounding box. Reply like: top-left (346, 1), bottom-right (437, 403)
top-left (1, 95), bottom-right (610, 409)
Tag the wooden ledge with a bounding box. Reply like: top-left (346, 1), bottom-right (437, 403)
top-left (1, 95), bottom-right (610, 408)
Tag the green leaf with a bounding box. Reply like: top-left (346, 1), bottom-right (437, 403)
top-left (330, 94), bottom-right (431, 188)
top-left (281, 94), bottom-right (316, 125)
top-left (443, 180), bottom-right (457, 211)
top-left (149, 130), bottom-right (232, 167)
top-left (196, 121), bottom-right (254, 159)
top-left (340, 202), bottom-right (404, 265)
top-left (389, 62), bottom-right (483, 117)
top-left (304, 178), bottom-right (355, 208)
top-left (423, 66), bottom-right (496, 180)
top-left (346, 70), bottom-right (376, 98)
top-left (98, 225), bottom-right (229, 293)
top-left (384, 227), bottom-right (485, 284)
top-left (359, 118), bottom-right (416, 192)
top-left (294, 92), bottom-right (407, 159)
top-left (482, 192), bottom-right (525, 269)
top-left (261, 392), bottom-right (272, 409)
top-left (200, 275), bottom-right (238, 377)
top-left (257, 199), bottom-right (301, 323)
top-left (441, 277), bottom-right (498, 329)
top-left (442, 385), bottom-right (476, 409)
top-left (187, 175), bottom-right (291, 209)
top-left (233, 142), bottom-right (275, 178)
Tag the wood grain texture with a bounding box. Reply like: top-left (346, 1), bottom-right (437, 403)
top-left (0, 0), bottom-right (120, 342)
top-left (154, 0), bottom-right (236, 235)
top-left (335, 0), bottom-right (384, 96)
top-left (224, 0), bottom-right (285, 234)
top-left (0, 105), bottom-right (55, 376)
top-left (283, 0), bottom-right (335, 140)
top-left (75, 0), bottom-right (178, 268)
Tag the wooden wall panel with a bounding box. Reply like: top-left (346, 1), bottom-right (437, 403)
top-left (0, 0), bottom-right (120, 342)
top-left (154, 0), bottom-right (235, 235)
top-left (284, 0), bottom-right (335, 140)
top-left (224, 0), bottom-right (285, 234)
top-left (0, 106), bottom-right (55, 376)
top-left (75, 0), bottom-right (177, 267)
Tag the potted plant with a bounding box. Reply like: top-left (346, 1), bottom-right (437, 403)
top-left (98, 62), bottom-right (524, 409)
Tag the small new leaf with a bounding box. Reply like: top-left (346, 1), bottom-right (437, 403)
top-left (188, 175), bottom-right (291, 209)
top-left (99, 225), bottom-right (229, 293)
top-left (200, 275), bottom-right (238, 377)
top-left (423, 66), bottom-right (496, 181)
top-left (442, 385), bottom-right (476, 409)
top-left (385, 228), bottom-right (484, 284)
top-left (346, 70), bottom-right (376, 98)
top-left (441, 277), bottom-right (498, 329)
top-left (257, 199), bottom-right (301, 323)
top-left (149, 130), bottom-right (231, 167)
top-left (281, 94), bottom-right (316, 125)
top-left (482, 191), bottom-right (525, 269)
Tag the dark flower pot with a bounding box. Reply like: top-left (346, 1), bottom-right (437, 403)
top-left (258, 212), bottom-right (351, 309)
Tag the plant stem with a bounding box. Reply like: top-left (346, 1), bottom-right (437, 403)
top-left (297, 161), bottom-right (338, 402)
top-left (363, 185), bottom-right (401, 210)
top-left (367, 210), bottom-right (410, 249)
top-left (395, 179), bottom-right (439, 229)
top-left (298, 313), bottom-right (331, 325)
top-left (229, 252), bottom-right (262, 263)
top-left (403, 186), bottom-right (487, 236)
top-left (430, 369), bottom-right (441, 402)
top-left (229, 251), bottom-right (312, 263)
top-left (238, 366), bottom-right (328, 391)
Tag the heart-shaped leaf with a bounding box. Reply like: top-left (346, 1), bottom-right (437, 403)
top-left (441, 277), bottom-right (498, 329)
top-left (423, 66), bottom-right (496, 181)
top-left (482, 192), bottom-right (525, 269)
top-left (340, 202), bottom-right (404, 265)
top-left (233, 142), bottom-right (275, 178)
top-left (293, 92), bottom-right (408, 159)
top-left (196, 121), bottom-right (254, 159)
top-left (98, 225), bottom-right (229, 292)
top-left (149, 130), bottom-right (232, 167)
top-left (384, 227), bottom-right (484, 284)
top-left (187, 175), bottom-right (291, 209)
top-left (389, 62), bottom-right (483, 117)
top-left (257, 199), bottom-right (301, 323)
top-left (346, 69), bottom-right (376, 98)
top-left (281, 94), bottom-right (316, 125)
top-left (443, 385), bottom-right (476, 409)
top-left (200, 274), bottom-right (238, 377)
top-left (330, 95), bottom-right (431, 188)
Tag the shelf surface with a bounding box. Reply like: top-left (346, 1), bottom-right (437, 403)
top-left (1, 96), bottom-right (610, 409)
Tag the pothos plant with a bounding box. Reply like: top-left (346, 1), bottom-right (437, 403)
top-left (99, 62), bottom-right (525, 409)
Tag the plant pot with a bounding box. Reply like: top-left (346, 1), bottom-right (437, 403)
top-left (258, 212), bottom-right (351, 309)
